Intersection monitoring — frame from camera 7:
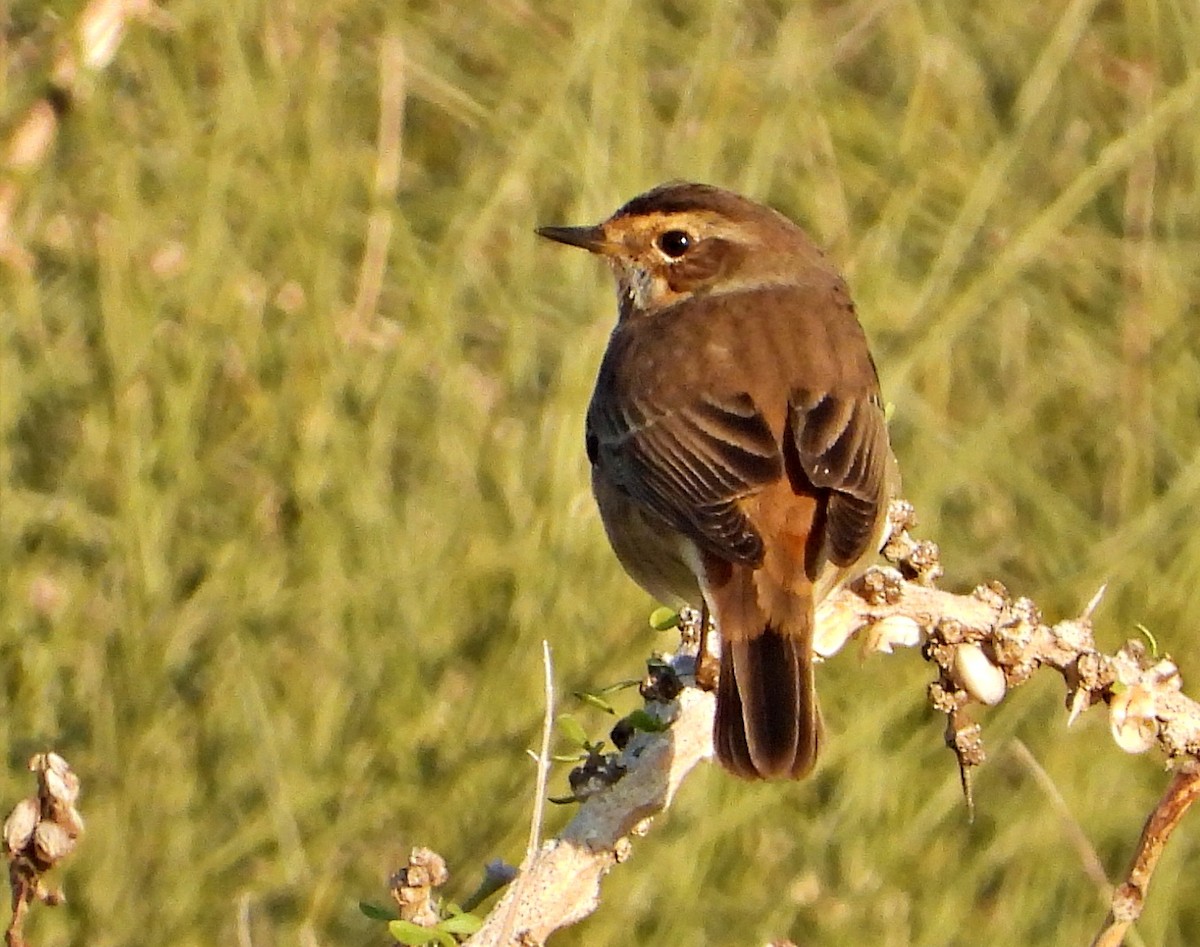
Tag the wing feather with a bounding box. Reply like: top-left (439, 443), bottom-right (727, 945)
top-left (588, 390), bottom-right (782, 565)
top-left (788, 392), bottom-right (889, 566)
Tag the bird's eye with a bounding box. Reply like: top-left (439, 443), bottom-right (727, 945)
top-left (656, 230), bottom-right (693, 259)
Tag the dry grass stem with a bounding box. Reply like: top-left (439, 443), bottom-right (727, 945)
top-left (343, 30), bottom-right (406, 345)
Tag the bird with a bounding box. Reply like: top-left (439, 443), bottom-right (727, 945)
top-left (537, 182), bottom-right (897, 780)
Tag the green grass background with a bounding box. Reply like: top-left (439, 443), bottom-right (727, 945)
top-left (4, 1), bottom-right (1200, 944)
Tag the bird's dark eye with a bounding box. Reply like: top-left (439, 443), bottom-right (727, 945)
top-left (656, 230), bottom-right (692, 259)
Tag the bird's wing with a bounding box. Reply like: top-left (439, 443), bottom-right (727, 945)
top-left (788, 390), bottom-right (890, 567)
top-left (587, 389), bottom-right (782, 566)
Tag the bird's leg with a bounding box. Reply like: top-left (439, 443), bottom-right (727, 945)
top-left (694, 602), bottom-right (720, 692)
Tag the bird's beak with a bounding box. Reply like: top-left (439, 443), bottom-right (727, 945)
top-left (535, 224), bottom-right (612, 254)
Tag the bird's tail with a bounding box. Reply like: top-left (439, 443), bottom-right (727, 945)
top-left (709, 567), bottom-right (821, 780)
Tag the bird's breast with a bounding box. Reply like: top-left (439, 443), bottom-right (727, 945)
top-left (590, 467), bottom-right (702, 608)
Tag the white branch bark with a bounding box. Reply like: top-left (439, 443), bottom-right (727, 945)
top-left (466, 687), bottom-right (715, 946)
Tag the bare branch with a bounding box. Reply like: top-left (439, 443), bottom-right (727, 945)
top-left (1091, 764), bottom-right (1200, 947)
top-left (460, 501), bottom-right (1200, 945)
top-left (494, 642), bottom-right (557, 945)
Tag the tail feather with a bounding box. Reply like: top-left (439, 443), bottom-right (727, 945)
top-left (714, 627), bottom-right (820, 779)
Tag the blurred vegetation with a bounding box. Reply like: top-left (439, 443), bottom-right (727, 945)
top-left (3, 0), bottom-right (1200, 944)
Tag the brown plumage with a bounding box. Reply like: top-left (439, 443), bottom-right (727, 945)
top-left (538, 182), bottom-right (897, 780)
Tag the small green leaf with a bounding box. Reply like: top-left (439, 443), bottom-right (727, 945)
top-left (440, 912), bottom-right (483, 935)
top-left (623, 709), bottom-right (668, 733)
top-left (359, 901), bottom-right (399, 921)
top-left (389, 919), bottom-right (438, 945)
top-left (556, 714), bottom-right (590, 747)
top-left (649, 606), bottom-right (681, 631)
top-left (572, 691), bottom-right (616, 714)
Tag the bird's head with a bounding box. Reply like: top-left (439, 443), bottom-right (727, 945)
top-left (537, 182), bottom-right (826, 317)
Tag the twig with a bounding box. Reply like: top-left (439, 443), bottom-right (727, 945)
top-left (529, 641), bottom-right (556, 858)
top-left (494, 641), bottom-right (557, 945)
top-left (1091, 763), bottom-right (1200, 947)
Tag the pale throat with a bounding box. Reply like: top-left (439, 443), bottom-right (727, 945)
top-left (611, 261), bottom-right (683, 316)
top-left (613, 261), bottom-right (655, 310)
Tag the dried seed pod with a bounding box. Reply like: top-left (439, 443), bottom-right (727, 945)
top-left (58, 805), bottom-right (86, 838)
top-left (1109, 685), bottom-right (1159, 754)
top-left (953, 643), bottom-right (1007, 706)
top-left (33, 821), bottom-right (76, 867)
top-left (79, 0), bottom-right (129, 70)
top-left (43, 760), bottom-right (81, 808)
top-left (4, 797), bottom-right (40, 855)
